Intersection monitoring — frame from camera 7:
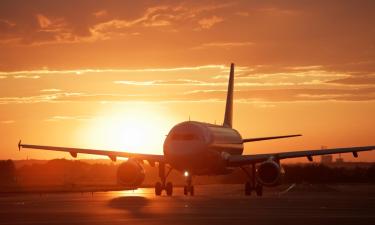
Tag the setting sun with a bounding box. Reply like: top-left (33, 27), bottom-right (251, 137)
top-left (78, 104), bottom-right (175, 155)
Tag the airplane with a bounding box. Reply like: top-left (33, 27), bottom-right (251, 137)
top-left (18, 63), bottom-right (375, 196)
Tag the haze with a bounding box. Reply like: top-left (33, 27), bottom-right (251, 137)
top-left (0, 0), bottom-right (374, 161)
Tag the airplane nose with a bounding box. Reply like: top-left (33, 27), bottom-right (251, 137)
top-left (164, 140), bottom-right (207, 171)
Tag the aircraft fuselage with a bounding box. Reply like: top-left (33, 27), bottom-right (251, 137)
top-left (163, 121), bottom-right (243, 175)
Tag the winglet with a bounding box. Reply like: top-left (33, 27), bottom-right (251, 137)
top-left (18, 140), bottom-right (22, 151)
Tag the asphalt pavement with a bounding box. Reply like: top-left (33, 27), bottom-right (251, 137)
top-left (0, 184), bottom-right (374, 225)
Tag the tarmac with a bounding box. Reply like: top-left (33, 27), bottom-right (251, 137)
top-left (0, 184), bottom-right (374, 225)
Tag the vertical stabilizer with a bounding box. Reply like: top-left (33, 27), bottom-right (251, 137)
top-left (223, 63), bottom-right (234, 128)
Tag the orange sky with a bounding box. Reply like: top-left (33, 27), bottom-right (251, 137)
top-left (0, 0), bottom-right (374, 162)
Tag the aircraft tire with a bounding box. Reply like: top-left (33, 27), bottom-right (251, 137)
top-left (255, 184), bottom-right (263, 197)
top-left (155, 182), bottom-right (162, 196)
top-left (166, 182), bottom-right (173, 196)
top-left (190, 186), bottom-right (194, 196)
top-left (245, 182), bottom-right (252, 196)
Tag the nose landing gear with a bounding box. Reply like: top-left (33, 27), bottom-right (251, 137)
top-left (155, 163), bottom-right (173, 196)
top-left (242, 164), bottom-right (263, 196)
top-left (183, 172), bottom-right (194, 196)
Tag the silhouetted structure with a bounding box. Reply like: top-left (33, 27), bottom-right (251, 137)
top-left (320, 155), bottom-right (333, 164)
top-left (0, 160), bottom-right (16, 186)
top-left (5, 160), bottom-right (375, 191)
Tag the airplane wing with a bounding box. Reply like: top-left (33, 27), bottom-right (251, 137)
top-left (227, 145), bottom-right (375, 166)
top-left (18, 140), bottom-right (164, 164)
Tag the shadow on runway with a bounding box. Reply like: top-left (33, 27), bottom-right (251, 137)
top-left (108, 196), bottom-right (152, 217)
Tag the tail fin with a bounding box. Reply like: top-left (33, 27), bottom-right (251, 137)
top-left (223, 63), bottom-right (234, 128)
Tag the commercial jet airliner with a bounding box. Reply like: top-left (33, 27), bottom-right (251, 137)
top-left (18, 63), bottom-right (375, 196)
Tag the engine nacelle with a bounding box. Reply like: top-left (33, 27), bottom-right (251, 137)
top-left (256, 160), bottom-right (282, 187)
top-left (117, 159), bottom-right (145, 188)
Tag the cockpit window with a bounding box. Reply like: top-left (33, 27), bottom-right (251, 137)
top-left (171, 133), bottom-right (197, 141)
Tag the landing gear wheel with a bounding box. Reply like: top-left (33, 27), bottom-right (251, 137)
top-left (190, 186), bottom-right (194, 196)
top-left (255, 184), bottom-right (263, 197)
top-left (155, 182), bottom-right (162, 196)
top-left (245, 182), bottom-right (252, 196)
top-left (184, 185), bottom-right (194, 196)
top-left (166, 182), bottom-right (173, 196)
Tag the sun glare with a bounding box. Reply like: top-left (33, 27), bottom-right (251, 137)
top-left (79, 104), bottom-right (174, 155)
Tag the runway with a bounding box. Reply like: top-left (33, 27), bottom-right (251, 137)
top-left (0, 184), bottom-right (374, 225)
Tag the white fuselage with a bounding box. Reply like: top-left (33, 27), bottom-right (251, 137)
top-left (163, 121), bottom-right (243, 175)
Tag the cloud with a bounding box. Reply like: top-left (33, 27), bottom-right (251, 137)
top-left (1, 86), bottom-right (374, 105)
top-left (93, 10), bottom-right (108, 18)
top-left (90, 5), bottom-right (229, 40)
top-left (40, 89), bottom-right (62, 92)
top-left (13, 75), bottom-right (40, 79)
top-left (0, 92), bottom-right (82, 104)
top-left (23, 14), bottom-right (77, 45)
top-left (197, 16), bottom-right (223, 29)
top-left (45, 115), bottom-right (92, 122)
top-left (183, 88), bottom-right (375, 102)
top-left (192, 41), bottom-right (253, 50)
top-left (0, 19), bottom-right (16, 28)
top-left (0, 64), bottom-right (227, 76)
top-left (0, 2), bottom-right (233, 45)
top-left (36, 14), bottom-right (52, 29)
top-left (327, 75), bottom-right (375, 85)
top-left (0, 63), bottom-right (374, 104)
top-left (285, 65), bottom-right (324, 71)
top-left (0, 120), bottom-right (15, 124)
top-left (235, 11), bottom-right (249, 17)
top-left (114, 79), bottom-right (299, 87)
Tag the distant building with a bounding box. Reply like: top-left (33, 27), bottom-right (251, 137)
top-left (321, 155), bottom-right (333, 164)
top-left (336, 154), bottom-right (344, 163)
top-left (320, 146), bottom-right (333, 164)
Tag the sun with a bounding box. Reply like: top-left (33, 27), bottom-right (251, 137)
top-left (78, 104), bottom-right (174, 155)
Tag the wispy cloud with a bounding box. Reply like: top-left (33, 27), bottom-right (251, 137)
top-left (13, 75), bottom-right (40, 79)
top-left (0, 64), bottom-right (227, 76)
top-left (192, 41), bottom-right (253, 50)
top-left (285, 65), bottom-right (323, 71)
top-left (182, 88), bottom-right (375, 102)
top-left (327, 75), bottom-right (375, 85)
top-left (0, 120), bottom-right (15, 124)
top-left (40, 89), bottom-right (62, 92)
top-left (0, 93), bottom-right (82, 104)
top-left (92, 10), bottom-right (108, 18)
top-left (114, 79), bottom-right (299, 87)
top-left (45, 115), bottom-right (92, 122)
top-left (197, 16), bottom-right (224, 29)
top-left (0, 2), bottom-right (235, 45)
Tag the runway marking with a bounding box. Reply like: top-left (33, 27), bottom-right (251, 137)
top-left (278, 183), bottom-right (296, 196)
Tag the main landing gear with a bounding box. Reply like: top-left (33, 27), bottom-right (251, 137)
top-left (183, 172), bottom-right (194, 196)
top-left (242, 164), bottom-right (263, 196)
top-left (155, 163), bottom-right (173, 196)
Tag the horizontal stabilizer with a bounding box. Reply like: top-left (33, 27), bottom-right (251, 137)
top-left (242, 134), bottom-right (301, 143)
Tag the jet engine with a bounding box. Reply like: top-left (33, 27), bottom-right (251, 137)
top-left (256, 160), bottom-right (282, 187)
top-left (117, 159), bottom-right (145, 188)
